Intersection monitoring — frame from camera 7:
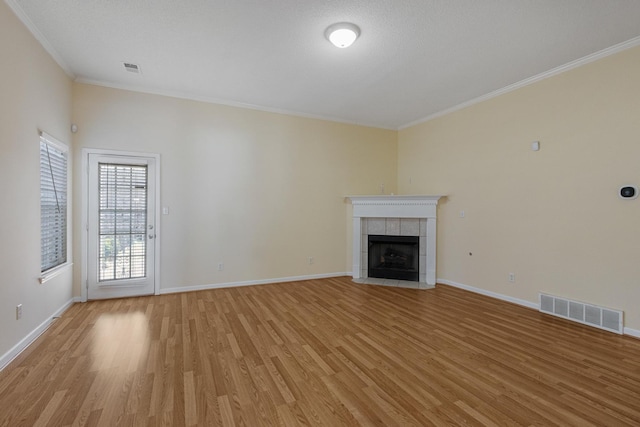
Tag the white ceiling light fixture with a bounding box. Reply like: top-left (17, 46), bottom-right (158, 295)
top-left (325, 22), bottom-right (360, 48)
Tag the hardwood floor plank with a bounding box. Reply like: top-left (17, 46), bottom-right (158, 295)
top-left (183, 371), bottom-right (198, 426)
top-left (275, 403), bottom-right (298, 426)
top-left (319, 375), bottom-right (376, 427)
top-left (302, 344), bottom-right (335, 376)
top-left (360, 385), bottom-right (427, 427)
top-left (32, 389), bottom-right (67, 427)
top-left (217, 395), bottom-right (235, 427)
top-left (1, 277), bottom-right (640, 426)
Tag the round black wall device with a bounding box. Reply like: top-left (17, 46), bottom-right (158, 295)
top-left (619, 185), bottom-right (638, 199)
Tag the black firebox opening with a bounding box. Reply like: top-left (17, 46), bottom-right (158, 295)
top-left (368, 235), bottom-right (419, 282)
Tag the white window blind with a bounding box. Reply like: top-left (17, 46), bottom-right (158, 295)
top-left (40, 132), bottom-right (68, 273)
top-left (98, 163), bottom-right (148, 281)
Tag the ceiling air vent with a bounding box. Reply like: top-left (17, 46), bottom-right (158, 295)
top-left (123, 62), bottom-right (141, 74)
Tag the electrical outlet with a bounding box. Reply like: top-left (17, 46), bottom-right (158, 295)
top-left (218, 263), bottom-right (224, 271)
top-left (308, 257), bottom-right (314, 265)
top-left (459, 210), bottom-right (465, 218)
top-left (508, 273), bottom-right (515, 283)
top-left (16, 304), bottom-right (22, 320)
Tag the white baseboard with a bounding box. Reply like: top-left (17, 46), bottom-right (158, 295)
top-left (0, 298), bottom-right (76, 372)
top-left (623, 327), bottom-right (640, 339)
top-left (437, 278), bottom-right (539, 310)
top-left (438, 278), bottom-right (640, 338)
top-left (160, 272), bottom-right (350, 295)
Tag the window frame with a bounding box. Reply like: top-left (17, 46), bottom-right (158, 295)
top-left (39, 131), bottom-right (72, 283)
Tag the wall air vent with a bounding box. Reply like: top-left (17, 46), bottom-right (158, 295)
top-left (539, 293), bottom-right (623, 334)
top-left (123, 62), bottom-right (141, 73)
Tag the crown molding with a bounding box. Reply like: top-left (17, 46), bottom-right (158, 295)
top-left (4, 0), bottom-right (75, 78)
top-left (73, 78), bottom-right (397, 131)
top-left (399, 35), bottom-right (640, 130)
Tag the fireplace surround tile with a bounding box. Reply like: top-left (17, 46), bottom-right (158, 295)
top-left (347, 195), bottom-right (443, 287)
top-left (361, 256), bottom-right (368, 276)
top-left (385, 218), bottom-right (400, 235)
top-left (400, 218), bottom-right (420, 236)
top-left (367, 218), bottom-right (386, 235)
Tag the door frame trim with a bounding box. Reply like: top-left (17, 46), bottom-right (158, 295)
top-left (81, 148), bottom-right (161, 302)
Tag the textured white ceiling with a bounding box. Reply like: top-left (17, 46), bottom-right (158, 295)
top-left (8, 0), bottom-right (640, 129)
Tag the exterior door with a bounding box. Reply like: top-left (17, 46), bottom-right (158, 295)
top-left (87, 154), bottom-right (156, 299)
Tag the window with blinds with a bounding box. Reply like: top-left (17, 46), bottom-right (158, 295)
top-left (40, 133), bottom-right (68, 272)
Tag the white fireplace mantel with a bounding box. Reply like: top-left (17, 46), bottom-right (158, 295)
top-left (346, 195), bottom-right (444, 286)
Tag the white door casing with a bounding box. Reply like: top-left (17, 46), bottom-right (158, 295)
top-left (82, 150), bottom-right (160, 300)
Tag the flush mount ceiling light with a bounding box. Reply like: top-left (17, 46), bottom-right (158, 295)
top-left (325, 22), bottom-right (360, 48)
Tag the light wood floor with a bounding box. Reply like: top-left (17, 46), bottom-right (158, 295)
top-left (1, 277), bottom-right (639, 426)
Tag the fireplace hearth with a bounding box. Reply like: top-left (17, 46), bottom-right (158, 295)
top-left (368, 235), bottom-right (419, 281)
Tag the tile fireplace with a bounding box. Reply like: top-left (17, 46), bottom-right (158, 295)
top-left (346, 195), bottom-right (443, 288)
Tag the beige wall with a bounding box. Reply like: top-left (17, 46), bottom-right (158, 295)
top-left (0, 3), bottom-right (73, 359)
top-left (72, 84), bottom-right (397, 294)
top-left (398, 46), bottom-right (640, 331)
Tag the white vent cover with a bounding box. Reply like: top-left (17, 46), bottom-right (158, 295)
top-left (123, 62), bottom-right (141, 73)
top-left (539, 293), bottom-right (623, 334)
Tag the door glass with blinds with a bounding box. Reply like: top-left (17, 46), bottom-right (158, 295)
top-left (87, 154), bottom-right (156, 300)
